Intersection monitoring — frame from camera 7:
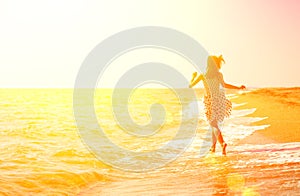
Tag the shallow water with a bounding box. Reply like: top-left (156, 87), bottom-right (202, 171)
top-left (0, 89), bottom-right (299, 195)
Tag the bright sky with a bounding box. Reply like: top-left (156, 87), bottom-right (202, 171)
top-left (0, 0), bottom-right (299, 88)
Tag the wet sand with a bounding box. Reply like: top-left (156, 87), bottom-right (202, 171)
top-left (79, 88), bottom-right (300, 195)
top-left (234, 88), bottom-right (300, 144)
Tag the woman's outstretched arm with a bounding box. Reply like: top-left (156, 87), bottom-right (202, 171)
top-left (219, 73), bottom-right (246, 90)
top-left (189, 73), bottom-right (204, 88)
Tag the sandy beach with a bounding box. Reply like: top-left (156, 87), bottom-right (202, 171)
top-left (0, 88), bottom-right (299, 195)
top-left (79, 88), bottom-right (300, 195)
top-left (2, 0), bottom-right (300, 195)
top-left (235, 88), bottom-right (300, 145)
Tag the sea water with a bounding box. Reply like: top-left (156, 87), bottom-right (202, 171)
top-left (0, 89), bottom-right (299, 195)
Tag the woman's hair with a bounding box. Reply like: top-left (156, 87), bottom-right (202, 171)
top-left (206, 55), bottom-right (225, 76)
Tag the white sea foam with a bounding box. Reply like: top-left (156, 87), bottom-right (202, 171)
top-left (180, 97), bottom-right (270, 158)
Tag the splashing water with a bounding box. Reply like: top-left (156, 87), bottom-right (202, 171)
top-left (0, 89), bottom-right (299, 195)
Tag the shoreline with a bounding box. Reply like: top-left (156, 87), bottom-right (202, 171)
top-left (231, 88), bottom-right (300, 145)
top-left (77, 87), bottom-right (300, 195)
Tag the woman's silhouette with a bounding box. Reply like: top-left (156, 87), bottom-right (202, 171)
top-left (189, 55), bottom-right (245, 155)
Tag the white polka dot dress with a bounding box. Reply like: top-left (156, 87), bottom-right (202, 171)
top-left (203, 74), bottom-right (232, 123)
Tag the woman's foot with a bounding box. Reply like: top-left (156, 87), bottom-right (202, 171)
top-left (209, 146), bottom-right (216, 153)
top-left (222, 143), bottom-right (227, 155)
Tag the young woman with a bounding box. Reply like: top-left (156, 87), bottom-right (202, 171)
top-left (189, 55), bottom-right (245, 155)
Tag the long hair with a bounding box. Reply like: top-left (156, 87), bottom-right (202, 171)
top-left (205, 55), bottom-right (225, 78)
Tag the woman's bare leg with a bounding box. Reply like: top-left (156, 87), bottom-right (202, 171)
top-left (210, 126), bottom-right (217, 152)
top-left (210, 120), bottom-right (227, 155)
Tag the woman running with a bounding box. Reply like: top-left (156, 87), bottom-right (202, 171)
top-left (189, 55), bottom-right (245, 155)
